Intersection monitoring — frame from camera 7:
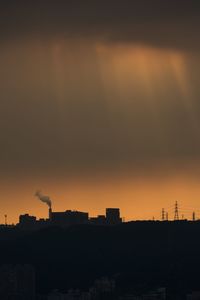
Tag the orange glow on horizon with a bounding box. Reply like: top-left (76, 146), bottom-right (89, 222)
top-left (2, 168), bottom-right (200, 224)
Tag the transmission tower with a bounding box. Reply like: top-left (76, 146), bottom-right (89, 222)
top-left (174, 201), bottom-right (179, 221)
top-left (162, 208), bottom-right (165, 221)
top-left (192, 212), bottom-right (196, 221)
top-left (4, 214), bottom-right (7, 226)
top-left (166, 212), bottom-right (169, 221)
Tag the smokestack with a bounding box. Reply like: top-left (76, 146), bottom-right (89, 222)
top-left (49, 207), bottom-right (52, 220)
top-left (35, 191), bottom-right (52, 208)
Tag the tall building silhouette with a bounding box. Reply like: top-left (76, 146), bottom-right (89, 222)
top-left (106, 208), bottom-right (122, 225)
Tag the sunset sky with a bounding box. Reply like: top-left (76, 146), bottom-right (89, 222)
top-left (1, 1), bottom-right (200, 223)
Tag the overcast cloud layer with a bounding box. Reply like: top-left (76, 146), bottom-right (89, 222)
top-left (0, 0), bottom-right (200, 50)
top-left (0, 1), bottom-right (200, 178)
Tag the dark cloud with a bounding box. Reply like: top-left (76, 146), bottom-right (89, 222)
top-left (1, 54), bottom-right (200, 177)
top-left (0, 0), bottom-right (200, 50)
top-left (0, 1), bottom-right (200, 178)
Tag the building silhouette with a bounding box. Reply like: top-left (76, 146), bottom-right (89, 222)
top-left (19, 214), bottom-right (50, 231)
top-left (106, 208), bottom-right (122, 225)
top-left (90, 215), bottom-right (107, 225)
top-left (19, 214), bottom-right (37, 230)
top-left (50, 210), bottom-right (89, 227)
top-left (18, 208), bottom-right (122, 230)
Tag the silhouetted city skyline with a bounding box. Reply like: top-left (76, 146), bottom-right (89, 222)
top-left (1, 192), bottom-right (200, 230)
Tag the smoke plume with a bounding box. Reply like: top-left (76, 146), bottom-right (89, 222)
top-left (35, 191), bottom-right (52, 208)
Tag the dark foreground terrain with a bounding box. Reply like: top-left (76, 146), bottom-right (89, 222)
top-left (0, 221), bottom-right (200, 296)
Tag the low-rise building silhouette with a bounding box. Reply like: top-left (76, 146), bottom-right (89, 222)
top-left (18, 208), bottom-right (122, 230)
top-left (50, 210), bottom-right (89, 227)
top-left (19, 214), bottom-right (37, 230)
top-left (90, 215), bottom-right (107, 225)
top-left (19, 214), bottom-right (50, 230)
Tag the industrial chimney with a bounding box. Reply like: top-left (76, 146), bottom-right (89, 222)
top-left (49, 207), bottom-right (52, 220)
top-left (35, 191), bottom-right (53, 220)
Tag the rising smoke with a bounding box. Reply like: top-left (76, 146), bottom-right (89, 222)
top-left (35, 191), bottom-right (52, 208)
